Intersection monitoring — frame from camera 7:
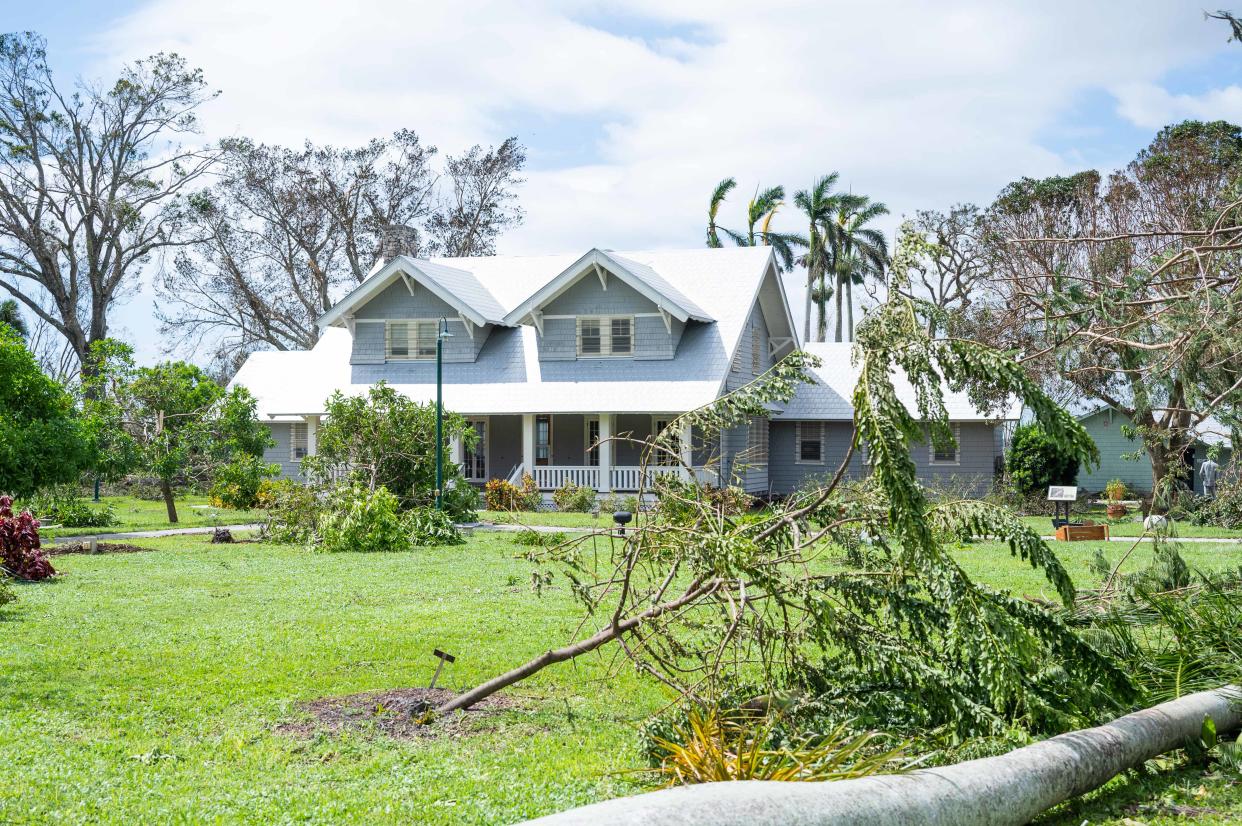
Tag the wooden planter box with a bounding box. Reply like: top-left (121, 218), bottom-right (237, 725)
top-left (1056, 523), bottom-right (1110, 542)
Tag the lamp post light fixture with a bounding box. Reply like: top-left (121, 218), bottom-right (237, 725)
top-left (435, 317), bottom-right (453, 510)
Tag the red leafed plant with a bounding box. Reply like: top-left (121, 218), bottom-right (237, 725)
top-left (0, 495), bottom-right (55, 581)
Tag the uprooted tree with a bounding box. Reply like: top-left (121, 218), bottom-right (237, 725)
top-left (435, 229), bottom-right (1127, 741)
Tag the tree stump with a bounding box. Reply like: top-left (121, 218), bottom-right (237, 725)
top-left (211, 528), bottom-right (234, 544)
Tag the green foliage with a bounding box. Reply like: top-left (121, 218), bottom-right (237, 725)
top-left (551, 481), bottom-right (596, 513)
top-left (406, 507), bottom-right (463, 546)
top-left (1189, 475), bottom-right (1242, 528)
top-left (0, 299), bottom-right (27, 338)
top-left (26, 486), bottom-right (117, 528)
top-left (308, 382), bottom-right (475, 519)
top-left (258, 479), bottom-right (320, 543)
top-left (209, 453), bottom-right (279, 510)
top-left (318, 484), bottom-right (409, 554)
top-left (512, 528), bottom-right (567, 547)
top-left (0, 324), bottom-right (90, 497)
top-left (599, 493), bottom-right (640, 514)
top-left (1007, 423), bottom-right (1084, 495)
top-left (484, 475), bottom-right (539, 511)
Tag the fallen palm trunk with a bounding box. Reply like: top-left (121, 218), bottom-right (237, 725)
top-left (524, 686), bottom-right (1242, 826)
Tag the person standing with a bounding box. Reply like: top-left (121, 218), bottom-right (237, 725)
top-left (1199, 449), bottom-right (1221, 498)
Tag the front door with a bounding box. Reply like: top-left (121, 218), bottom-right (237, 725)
top-left (535, 415), bottom-right (552, 466)
top-left (464, 419), bottom-right (487, 481)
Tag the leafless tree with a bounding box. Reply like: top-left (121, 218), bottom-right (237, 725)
top-left (159, 133), bottom-right (524, 361)
top-left (904, 204), bottom-right (992, 322)
top-left (0, 32), bottom-right (218, 374)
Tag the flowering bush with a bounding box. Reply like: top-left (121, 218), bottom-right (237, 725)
top-left (209, 453), bottom-right (279, 509)
top-left (0, 495), bottom-right (55, 581)
top-left (484, 474), bottom-right (539, 511)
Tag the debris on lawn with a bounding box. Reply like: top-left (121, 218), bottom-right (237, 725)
top-left (282, 687), bottom-right (519, 740)
top-left (210, 528), bottom-right (235, 543)
top-left (48, 542), bottom-right (150, 556)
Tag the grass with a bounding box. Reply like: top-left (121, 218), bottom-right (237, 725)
top-left (3, 529), bottom-right (1241, 823)
top-left (46, 494), bottom-right (263, 538)
top-left (1018, 511), bottom-right (1242, 539)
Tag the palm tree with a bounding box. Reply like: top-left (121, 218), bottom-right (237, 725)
top-left (706, 178), bottom-right (736, 248)
top-left (706, 182), bottom-right (806, 272)
top-left (793, 174), bottom-right (843, 344)
top-left (0, 299), bottom-right (27, 339)
top-left (827, 195), bottom-right (888, 342)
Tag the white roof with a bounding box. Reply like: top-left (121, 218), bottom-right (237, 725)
top-left (775, 342), bottom-right (1019, 422)
top-left (320, 256), bottom-right (507, 328)
top-left (231, 246), bottom-right (787, 418)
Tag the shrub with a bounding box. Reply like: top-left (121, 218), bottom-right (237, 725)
top-left (1006, 423), bottom-right (1083, 495)
top-left (1104, 479), bottom-right (1127, 502)
top-left (318, 484), bottom-right (409, 553)
top-left (209, 453), bottom-right (279, 509)
top-left (407, 507), bottom-right (463, 546)
top-left (27, 486), bottom-right (116, 528)
top-left (600, 493), bottom-right (641, 514)
top-left (438, 481), bottom-right (480, 522)
top-left (259, 479), bottom-right (320, 543)
top-left (512, 528), bottom-right (567, 547)
top-left (654, 479), bottom-right (752, 522)
top-left (485, 474), bottom-right (539, 511)
top-left (552, 480), bottom-right (596, 512)
top-left (0, 495), bottom-right (55, 581)
top-left (1190, 476), bottom-right (1242, 529)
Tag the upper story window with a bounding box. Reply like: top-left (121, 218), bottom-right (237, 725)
top-left (929, 423), bottom-right (961, 466)
top-left (386, 320), bottom-right (437, 360)
top-left (577, 316), bottom-right (633, 357)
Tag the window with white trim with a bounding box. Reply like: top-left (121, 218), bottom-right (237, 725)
top-left (291, 423), bottom-right (308, 461)
top-left (746, 416), bottom-right (769, 466)
top-left (795, 422), bottom-right (824, 464)
top-left (577, 316), bottom-right (633, 356)
top-left (928, 423), bottom-right (961, 465)
top-left (652, 417), bottom-right (680, 466)
top-left (386, 320), bottom-right (437, 359)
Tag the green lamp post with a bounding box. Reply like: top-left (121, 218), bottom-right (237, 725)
top-left (435, 317), bottom-right (453, 510)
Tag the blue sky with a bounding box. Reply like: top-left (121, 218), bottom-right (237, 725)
top-left (3, 0), bottom-right (1241, 363)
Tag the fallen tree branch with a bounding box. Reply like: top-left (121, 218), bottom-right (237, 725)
top-left (522, 686), bottom-right (1242, 826)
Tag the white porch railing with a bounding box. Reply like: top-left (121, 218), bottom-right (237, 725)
top-left (531, 465), bottom-right (721, 491)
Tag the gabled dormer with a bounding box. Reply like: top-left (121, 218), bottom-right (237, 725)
top-left (502, 249), bottom-right (715, 362)
top-left (318, 256), bottom-right (508, 366)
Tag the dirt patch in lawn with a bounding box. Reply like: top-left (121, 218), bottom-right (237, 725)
top-left (282, 687), bottom-right (521, 740)
top-left (48, 541), bottom-right (152, 555)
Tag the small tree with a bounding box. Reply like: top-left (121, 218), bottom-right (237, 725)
top-left (0, 324), bottom-right (90, 497)
top-left (307, 382), bottom-right (476, 518)
top-left (1007, 423), bottom-right (1085, 495)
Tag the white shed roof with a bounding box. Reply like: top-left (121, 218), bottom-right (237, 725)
top-left (775, 342), bottom-right (1020, 422)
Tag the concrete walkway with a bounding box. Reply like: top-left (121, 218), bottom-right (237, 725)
top-left (48, 524), bottom-right (261, 545)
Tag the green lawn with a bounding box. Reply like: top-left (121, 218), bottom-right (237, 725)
top-left (2, 530), bottom-right (1240, 824)
top-left (1018, 511), bottom-right (1242, 539)
top-left (47, 494), bottom-right (262, 538)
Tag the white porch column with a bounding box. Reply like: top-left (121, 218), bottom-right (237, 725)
top-left (305, 415), bottom-right (320, 456)
top-left (598, 413), bottom-right (613, 493)
top-left (679, 418), bottom-right (694, 477)
top-left (450, 435), bottom-right (464, 469)
top-left (521, 414), bottom-right (535, 475)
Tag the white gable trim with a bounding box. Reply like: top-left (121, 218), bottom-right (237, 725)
top-left (502, 248), bottom-right (713, 328)
top-left (318, 256), bottom-right (502, 330)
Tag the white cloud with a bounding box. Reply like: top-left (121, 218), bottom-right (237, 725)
top-left (1113, 83), bottom-right (1242, 130)
top-left (84, 0), bottom-right (1238, 351)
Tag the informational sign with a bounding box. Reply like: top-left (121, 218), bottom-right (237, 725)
top-left (1047, 486), bottom-right (1079, 502)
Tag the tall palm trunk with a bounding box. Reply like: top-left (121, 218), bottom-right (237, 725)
top-left (834, 271), bottom-right (844, 342)
top-left (846, 279), bottom-right (855, 341)
top-left (804, 270), bottom-right (813, 343)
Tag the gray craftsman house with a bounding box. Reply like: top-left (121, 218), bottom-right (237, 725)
top-left (230, 246), bottom-right (1013, 499)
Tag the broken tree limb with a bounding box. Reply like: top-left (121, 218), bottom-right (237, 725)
top-left (522, 686), bottom-right (1242, 826)
top-left (434, 578), bottom-right (720, 715)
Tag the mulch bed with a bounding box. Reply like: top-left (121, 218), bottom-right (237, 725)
top-left (281, 687), bottom-right (520, 740)
top-left (47, 542), bottom-right (151, 556)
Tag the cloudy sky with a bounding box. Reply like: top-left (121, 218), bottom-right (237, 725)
top-left (6, 0), bottom-right (1242, 360)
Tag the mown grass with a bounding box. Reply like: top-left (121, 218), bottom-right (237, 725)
top-left (1018, 511), bottom-right (1242, 539)
top-left (2, 529), bottom-right (1240, 824)
top-left (47, 494), bottom-right (262, 538)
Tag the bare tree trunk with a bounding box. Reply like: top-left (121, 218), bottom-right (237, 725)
top-left (160, 479), bottom-right (179, 524)
top-left (803, 270), bottom-right (813, 344)
top-left (846, 280), bottom-right (855, 341)
top-left (522, 686), bottom-right (1242, 826)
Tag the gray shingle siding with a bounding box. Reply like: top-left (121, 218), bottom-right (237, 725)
top-left (538, 273), bottom-right (684, 361)
top-left (351, 325), bottom-right (528, 385)
top-left (350, 280), bottom-right (489, 364)
top-left (264, 422), bottom-right (305, 479)
top-left (768, 420), bottom-right (1000, 496)
top-left (719, 304), bottom-right (772, 493)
